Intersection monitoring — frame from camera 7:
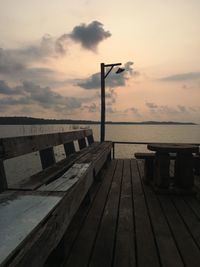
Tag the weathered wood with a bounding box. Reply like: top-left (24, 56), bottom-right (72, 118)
top-left (0, 161), bottom-right (8, 192)
top-left (77, 141), bottom-right (113, 177)
top-left (57, 177), bottom-right (102, 265)
top-left (114, 160), bottom-right (136, 267)
top-left (131, 159), bottom-right (160, 267)
top-left (159, 195), bottom-right (200, 267)
top-left (9, 143), bottom-right (100, 190)
top-left (87, 160), bottom-right (123, 267)
top-left (39, 147), bottom-right (56, 169)
top-left (7, 167), bottom-right (94, 267)
top-left (64, 141), bottom-right (75, 155)
top-left (64, 160), bottom-right (117, 267)
top-left (38, 163), bottom-right (90, 191)
top-left (78, 138), bottom-right (87, 150)
top-left (0, 130), bottom-right (92, 160)
top-left (172, 196), bottom-right (200, 248)
top-left (0, 191), bottom-right (62, 267)
top-left (137, 160), bottom-right (184, 267)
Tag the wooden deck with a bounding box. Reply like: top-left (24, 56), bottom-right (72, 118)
top-left (50, 159), bottom-right (200, 267)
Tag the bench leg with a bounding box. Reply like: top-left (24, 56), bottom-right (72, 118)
top-left (175, 153), bottom-right (194, 189)
top-left (154, 153), bottom-right (170, 188)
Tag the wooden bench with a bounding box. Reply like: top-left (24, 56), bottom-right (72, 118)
top-left (0, 129), bottom-right (112, 267)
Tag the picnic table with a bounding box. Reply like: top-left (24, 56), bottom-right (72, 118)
top-left (147, 143), bottom-right (199, 190)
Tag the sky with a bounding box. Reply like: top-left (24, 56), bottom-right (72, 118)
top-left (0, 0), bottom-right (200, 123)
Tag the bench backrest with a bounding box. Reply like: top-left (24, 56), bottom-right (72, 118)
top-left (0, 129), bottom-right (94, 192)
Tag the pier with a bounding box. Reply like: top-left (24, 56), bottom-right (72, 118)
top-left (0, 130), bottom-right (200, 267)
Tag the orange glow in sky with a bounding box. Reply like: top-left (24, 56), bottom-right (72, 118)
top-left (0, 0), bottom-right (200, 122)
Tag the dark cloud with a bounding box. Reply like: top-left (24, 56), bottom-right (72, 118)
top-left (0, 21), bottom-right (111, 85)
top-left (0, 80), bottom-right (21, 95)
top-left (0, 44), bottom-right (56, 86)
top-left (159, 72), bottom-right (200, 82)
top-left (56, 21), bottom-right (111, 54)
top-left (77, 61), bottom-right (136, 89)
top-left (0, 80), bottom-right (90, 113)
top-left (68, 21), bottom-right (111, 51)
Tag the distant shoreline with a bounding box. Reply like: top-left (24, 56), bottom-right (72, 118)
top-left (0, 117), bottom-right (197, 125)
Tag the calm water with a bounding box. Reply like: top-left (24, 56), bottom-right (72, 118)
top-left (1, 124), bottom-right (200, 186)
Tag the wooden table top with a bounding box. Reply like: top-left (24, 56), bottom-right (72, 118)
top-left (147, 143), bottom-right (199, 153)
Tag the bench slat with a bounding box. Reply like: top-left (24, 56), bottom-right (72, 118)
top-left (0, 192), bottom-right (62, 266)
top-left (38, 163), bottom-right (90, 192)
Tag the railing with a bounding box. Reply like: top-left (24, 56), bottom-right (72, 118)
top-left (112, 141), bottom-right (200, 159)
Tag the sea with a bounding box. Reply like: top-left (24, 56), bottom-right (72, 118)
top-left (1, 124), bottom-right (200, 186)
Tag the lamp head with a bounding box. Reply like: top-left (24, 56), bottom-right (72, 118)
top-left (116, 67), bottom-right (125, 74)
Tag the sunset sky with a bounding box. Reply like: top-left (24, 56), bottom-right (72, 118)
top-left (0, 0), bottom-right (200, 122)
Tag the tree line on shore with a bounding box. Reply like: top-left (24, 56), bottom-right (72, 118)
top-left (0, 117), bottom-right (196, 125)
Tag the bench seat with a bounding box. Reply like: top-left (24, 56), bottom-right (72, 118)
top-left (0, 130), bottom-right (113, 267)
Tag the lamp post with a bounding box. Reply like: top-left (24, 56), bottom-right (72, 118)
top-left (100, 62), bottom-right (125, 142)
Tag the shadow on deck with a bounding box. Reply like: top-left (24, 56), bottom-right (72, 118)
top-left (47, 159), bottom-right (200, 267)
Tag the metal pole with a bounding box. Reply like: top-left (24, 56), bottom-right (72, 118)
top-left (100, 63), bottom-right (105, 142)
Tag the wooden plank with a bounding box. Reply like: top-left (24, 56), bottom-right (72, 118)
top-left (159, 195), bottom-right (200, 267)
top-left (0, 192), bottom-right (62, 266)
top-left (38, 163), bottom-right (90, 192)
top-left (183, 196), bottom-right (200, 219)
top-left (137, 160), bottom-right (184, 267)
top-left (56, 174), bottom-right (102, 265)
top-left (113, 159), bottom-right (136, 267)
top-left (173, 196), bottom-right (200, 248)
top-left (39, 147), bottom-right (56, 169)
top-left (63, 160), bottom-right (117, 267)
top-left (131, 159), bottom-right (160, 267)
top-left (8, 164), bottom-right (94, 267)
top-left (77, 141), bottom-right (112, 176)
top-left (0, 161), bottom-right (7, 192)
top-left (0, 130), bottom-right (92, 160)
top-left (89, 160), bottom-right (123, 267)
top-left (44, 177), bottom-right (102, 267)
top-left (9, 143), bottom-right (100, 190)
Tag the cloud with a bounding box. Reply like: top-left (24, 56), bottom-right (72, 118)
top-left (82, 103), bottom-right (99, 113)
top-left (77, 61), bottom-right (136, 89)
top-left (0, 21), bottom-right (112, 85)
top-left (159, 72), bottom-right (200, 82)
top-left (0, 80), bottom-right (91, 114)
top-left (0, 80), bottom-right (21, 95)
top-left (56, 21), bottom-right (111, 54)
top-left (146, 102), bottom-right (158, 109)
top-left (145, 102), bottom-right (191, 116)
top-left (68, 21), bottom-right (111, 52)
top-left (124, 107), bottom-right (141, 117)
top-left (0, 43), bottom-right (56, 86)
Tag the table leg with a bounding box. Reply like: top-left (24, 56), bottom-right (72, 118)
top-left (143, 158), bottom-right (154, 184)
top-left (154, 152), bottom-right (170, 188)
top-left (175, 153), bottom-right (194, 189)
